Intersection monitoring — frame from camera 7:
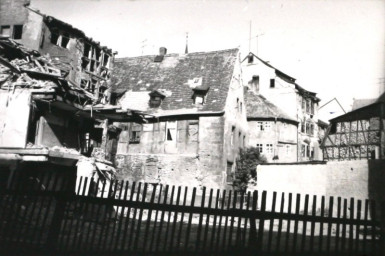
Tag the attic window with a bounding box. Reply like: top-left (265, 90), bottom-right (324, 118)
top-left (13, 25), bottom-right (23, 39)
top-left (103, 54), bottom-right (110, 67)
top-left (270, 79), bottom-right (275, 88)
top-left (251, 75), bottom-right (259, 92)
top-left (247, 54), bottom-right (254, 63)
top-left (193, 91), bottom-right (207, 105)
top-left (150, 96), bottom-right (162, 108)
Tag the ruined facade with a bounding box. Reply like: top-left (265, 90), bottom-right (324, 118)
top-left (245, 93), bottom-right (298, 162)
top-left (111, 48), bottom-right (248, 189)
top-left (0, 0), bottom-right (115, 102)
top-left (242, 52), bottom-right (323, 161)
top-left (321, 94), bottom-right (385, 161)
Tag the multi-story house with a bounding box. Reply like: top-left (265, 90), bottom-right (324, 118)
top-left (0, 0), bottom-right (116, 101)
top-left (111, 48), bottom-right (248, 189)
top-left (242, 52), bottom-right (323, 161)
top-left (245, 92), bottom-right (298, 162)
top-left (321, 92), bottom-right (385, 161)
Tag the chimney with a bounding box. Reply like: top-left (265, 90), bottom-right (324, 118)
top-left (159, 47), bottom-right (167, 56)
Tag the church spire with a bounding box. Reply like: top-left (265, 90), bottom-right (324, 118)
top-left (185, 32), bottom-right (188, 54)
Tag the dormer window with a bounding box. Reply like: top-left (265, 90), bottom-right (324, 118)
top-left (193, 92), bottom-right (205, 105)
top-left (149, 90), bottom-right (166, 108)
top-left (247, 53), bottom-right (254, 63)
top-left (193, 83), bottom-right (210, 105)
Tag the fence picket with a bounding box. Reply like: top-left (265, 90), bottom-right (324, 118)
top-left (257, 191), bottom-right (267, 252)
top-left (301, 194), bottom-right (309, 253)
top-left (209, 189), bottom-right (221, 253)
top-left (227, 190), bottom-right (237, 249)
top-left (348, 198), bottom-right (355, 254)
top-left (309, 195), bottom-right (317, 253)
top-left (341, 198), bottom-right (348, 253)
top-left (143, 183), bottom-right (158, 252)
top-left (335, 197), bottom-right (341, 254)
top-left (149, 184), bottom-right (163, 251)
top-left (202, 188), bottom-right (213, 252)
top-left (155, 185), bottom-right (169, 252)
top-left (176, 186), bottom-right (187, 252)
top-left (292, 193), bottom-right (301, 253)
top-left (169, 186), bottom-right (182, 252)
top-left (184, 187), bottom-right (196, 252)
top-left (241, 191), bottom-right (251, 248)
top-left (355, 200), bottom-right (362, 254)
top-left (319, 196), bottom-right (325, 253)
top-left (267, 191), bottom-right (277, 253)
top-left (363, 199), bottom-right (369, 254)
top-left (113, 180), bottom-right (130, 252)
top-left (216, 190), bottom-right (227, 252)
top-left (371, 200), bottom-right (377, 255)
top-left (163, 185), bottom-right (175, 251)
top-left (222, 190), bottom-right (232, 252)
top-left (284, 193), bottom-right (292, 252)
top-left (128, 182), bottom-right (142, 251)
top-left (326, 196), bottom-right (334, 254)
top-left (276, 193), bottom-right (285, 252)
top-left (133, 183), bottom-right (148, 252)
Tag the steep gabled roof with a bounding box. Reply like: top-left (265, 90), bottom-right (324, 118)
top-left (111, 48), bottom-right (239, 115)
top-left (242, 52), bottom-right (320, 101)
top-left (245, 91), bottom-right (298, 123)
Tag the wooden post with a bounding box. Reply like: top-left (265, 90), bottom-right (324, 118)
top-left (46, 193), bottom-right (67, 253)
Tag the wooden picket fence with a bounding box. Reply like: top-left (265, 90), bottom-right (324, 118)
top-left (0, 173), bottom-right (384, 255)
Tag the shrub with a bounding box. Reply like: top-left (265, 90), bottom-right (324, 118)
top-left (233, 147), bottom-right (265, 193)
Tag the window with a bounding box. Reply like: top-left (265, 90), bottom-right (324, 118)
top-left (301, 144), bottom-right (306, 157)
top-left (270, 79), bottom-right (275, 88)
top-left (310, 124), bottom-right (314, 136)
top-left (251, 75), bottom-right (259, 92)
top-left (266, 144), bottom-right (273, 154)
top-left (302, 98), bottom-right (306, 111)
top-left (285, 145), bottom-right (291, 156)
top-left (166, 121), bottom-right (177, 141)
top-left (256, 144), bottom-right (263, 153)
top-left (150, 96), bottom-right (162, 108)
top-left (0, 25), bottom-right (11, 37)
top-left (306, 100), bottom-right (311, 114)
top-left (305, 122), bottom-right (310, 135)
top-left (60, 33), bottom-right (70, 48)
top-left (50, 32), bottom-right (60, 45)
top-left (301, 122), bottom-right (305, 133)
top-left (194, 93), bottom-right (205, 105)
top-left (311, 101), bottom-right (315, 115)
top-left (129, 123), bottom-right (142, 143)
top-left (257, 122), bottom-right (264, 131)
top-left (247, 54), bottom-right (254, 63)
top-left (188, 120), bottom-right (199, 142)
top-left (231, 126), bottom-right (235, 146)
top-left (264, 122), bottom-right (271, 131)
top-left (13, 25), bottom-right (23, 39)
top-left (226, 161), bottom-right (233, 183)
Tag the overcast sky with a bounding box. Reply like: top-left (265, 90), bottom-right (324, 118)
top-left (33, 0), bottom-right (385, 110)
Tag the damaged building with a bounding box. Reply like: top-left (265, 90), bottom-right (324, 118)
top-left (0, 0), bottom-right (116, 101)
top-left (110, 48), bottom-right (248, 189)
top-left (0, 38), bottom-right (133, 191)
top-left (242, 52), bottom-right (323, 162)
top-left (321, 93), bottom-right (385, 161)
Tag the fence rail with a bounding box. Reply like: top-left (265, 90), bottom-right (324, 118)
top-left (0, 174), bottom-right (384, 255)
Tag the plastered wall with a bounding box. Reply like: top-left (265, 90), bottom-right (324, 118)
top-left (250, 160), bottom-right (385, 215)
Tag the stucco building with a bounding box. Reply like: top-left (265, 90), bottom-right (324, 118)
top-left (111, 48), bottom-right (247, 189)
top-left (245, 92), bottom-right (298, 162)
top-left (242, 52), bottom-right (323, 161)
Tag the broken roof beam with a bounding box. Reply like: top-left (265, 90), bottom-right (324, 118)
top-left (0, 56), bottom-right (21, 74)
